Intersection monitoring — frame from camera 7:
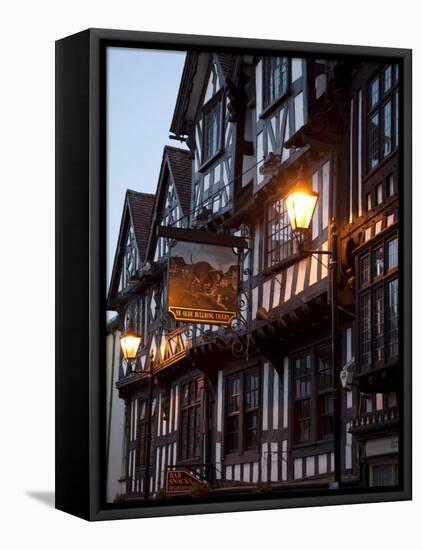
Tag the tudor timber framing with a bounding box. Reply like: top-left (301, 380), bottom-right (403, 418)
top-left (107, 51), bottom-right (408, 506)
top-left (156, 225), bottom-right (248, 248)
top-left (56, 27), bottom-right (411, 521)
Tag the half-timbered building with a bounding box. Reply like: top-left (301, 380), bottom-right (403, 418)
top-left (106, 52), bottom-right (401, 501)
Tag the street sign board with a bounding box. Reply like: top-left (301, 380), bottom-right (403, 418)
top-left (165, 467), bottom-right (205, 494)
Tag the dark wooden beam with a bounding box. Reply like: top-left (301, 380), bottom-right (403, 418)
top-left (157, 226), bottom-right (248, 248)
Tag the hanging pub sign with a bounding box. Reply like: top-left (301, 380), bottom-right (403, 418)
top-left (168, 240), bottom-right (239, 325)
top-left (158, 226), bottom-right (246, 326)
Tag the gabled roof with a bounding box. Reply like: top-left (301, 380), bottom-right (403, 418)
top-left (170, 51), bottom-right (200, 138)
top-left (170, 52), bottom-right (242, 139)
top-left (164, 146), bottom-right (192, 215)
top-left (126, 190), bottom-right (155, 261)
top-left (145, 145), bottom-right (193, 259)
top-left (107, 190), bottom-right (155, 308)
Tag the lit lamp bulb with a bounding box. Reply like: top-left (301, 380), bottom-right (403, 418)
top-left (285, 186), bottom-right (319, 232)
top-left (120, 330), bottom-right (142, 361)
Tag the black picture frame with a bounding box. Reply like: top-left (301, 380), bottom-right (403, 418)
top-left (55, 28), bottom-right (412, 521)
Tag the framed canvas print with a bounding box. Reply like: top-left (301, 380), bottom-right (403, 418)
top-left (55, 28), bottom-right (412, 521)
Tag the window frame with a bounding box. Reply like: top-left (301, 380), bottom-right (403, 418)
top-left (291, 344), bottom-right (335, 447)
top-left (262, 56), bottom-right (290, 112)
top-left (200, 89), bottom-right (225, 170)
top-left (369, 460), bottom-right (399, 487)
top-left (225, 374), bottom-right (241, 453)
top-left (265, 195), bottom-right (300, 268)
top-left (310, 160), bottom-right (331, 240)
top-left (136, 399), bottom-right (148, 468)
top-left (316, 345), bottom-right (334, 441)
top-left (178, 378), bottom-right (202, 462)
top-left (357, 232), bottom-right (399, 369)
top-left (293, 353), bottom-right (312, 444)
top-left (366, 64), bottom-right (399, 174)
top-left (224, 366), bottom-right (260, 458)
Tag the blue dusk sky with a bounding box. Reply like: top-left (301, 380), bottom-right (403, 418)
top-left (107, 47), bottom-right (187, 288)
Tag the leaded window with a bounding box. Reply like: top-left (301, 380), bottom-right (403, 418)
top-left (226, 376), bottom-right (240, 452)
top-left (382, 101), bottom-right (392, 157)
top-left (318, 394), bottom-right (334, 440)
top-left (368, 113), bottom-right (380, 170)
top-left (293, 354), bottom-right (311, 443)
top-left (361, 293), bottom-right (372, 366)
top-left (203, 96), bottom-right (223, 163)
top-left (374, 286), bottom-right (385, 362)
top-left (387, 237), bottom-right (398, 270)
top-left (358, 235), bottom-right (399, 368)
top-left (225, 367), bottom-right (260, 454)
top-left (291, 346), bottom-right (336, 445)
top-left (311, 161), bottom-right (330, 239)
top-left (361, 255), bottom-right (370, 286)
top-left (367, 64), bottom-right (399, 173)
top-left (136, 400), bottom-right (148, 467)
top-left (264, 57), bottom-right (289, 107)
top-left (179, 379), bottom-right (202, 461)
top-left (245, 371), bottom-right (259, 449)
top-left (369, 462), bottom-right (399, 487)
top-left (317, 346), bottom-right (334, 439)
top-left (388, 278), bottom-right (399, 357)
top-left (266, 198), bottom-right (297, 266)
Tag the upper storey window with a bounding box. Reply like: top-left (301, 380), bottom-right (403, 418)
top-left (199, 60), bottom-right (224, 169)
top-left (203, 95), bottom-right (223, 164)
top-left (266, 197), bottom-right (297, 267)
top-left (358, 234), bottom-right (399, 368)
top-left (367, 64), bottom-right (399, 173)
top-left (264, 57), bottom-right (289, 108)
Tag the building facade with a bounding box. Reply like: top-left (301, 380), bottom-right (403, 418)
top-left (106, 52), bottom-right (400, 501)
top-left (105, 317), bottom-right (126, 501)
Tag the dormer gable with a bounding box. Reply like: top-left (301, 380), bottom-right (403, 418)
top-left (170, 52), bottom-right (241, 142)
